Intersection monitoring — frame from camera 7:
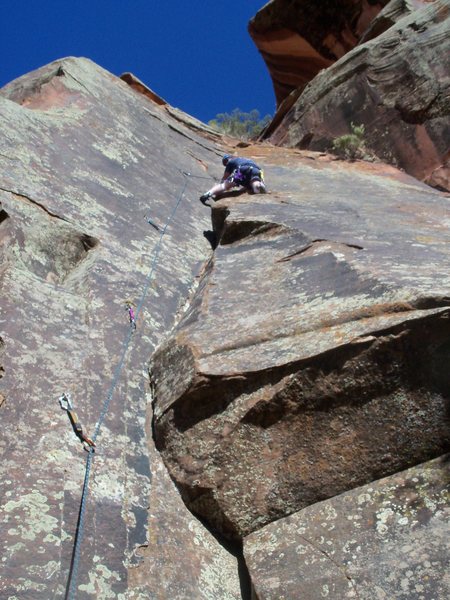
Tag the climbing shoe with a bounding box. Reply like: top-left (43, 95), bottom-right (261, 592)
top-left (200, 192), bottom-right (214, 205)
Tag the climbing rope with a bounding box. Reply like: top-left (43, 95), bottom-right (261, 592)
top-left (64, 172), bottom-right (190, 600)
top-left (178, 168), bottom-right (216, 181)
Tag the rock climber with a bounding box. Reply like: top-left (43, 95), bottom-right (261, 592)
top-left (200, 154), bottom-right (266, 205)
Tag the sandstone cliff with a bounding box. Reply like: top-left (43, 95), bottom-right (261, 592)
top-left (0, 55), bottom-right (449, 600)
top-left (251, 0), bottom-right (450, 191)
top-left (249, 0), bottom-right (389, 106)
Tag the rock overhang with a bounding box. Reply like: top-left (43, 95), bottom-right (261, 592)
top-left (258, 1), bottom-right (450, 190)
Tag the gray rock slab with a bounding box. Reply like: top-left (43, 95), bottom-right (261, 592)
top-left (0, 57), bottom-right (240, 599)
top-left (244, 455), bottom-right (450, 600)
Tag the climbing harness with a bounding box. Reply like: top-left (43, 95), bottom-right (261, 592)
top-left (231, 168), bottom-right (246, 184)
top-left (59, 393), bottom-right (96, 450)
top-left (63, 170), bottom-right (193, 600)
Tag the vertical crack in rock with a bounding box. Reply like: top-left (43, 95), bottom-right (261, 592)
top-left (63, 67), bottom-right (97, 96)
top-left (297, 533), bottom-right (361, 600)
top-left (195, 517), bottom-right (254, 600)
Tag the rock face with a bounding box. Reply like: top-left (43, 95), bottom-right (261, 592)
top-left (128, 444), bottom-right (243, 600)
top-left (1, 55), bottom-right (449, 599)
top-left (358, 0), bottom-right (429, 43)
top-left (0, 57), bottom-right (241, 600)
top-left (248, 0), bottom-right (389, 107)
top-left (260, 0), bottom-right (450, 190)
top-left (151, 148), bottom-right (450, 540)
top-left (244, 455), bottom-right (450, 599)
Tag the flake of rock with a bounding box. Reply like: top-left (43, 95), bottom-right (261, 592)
top-left (244, 455), bottom-right (450, 600)
top-left (152, 149), bottom-right (450, 540)
top-left (120, 71), bottom-right (168, 105)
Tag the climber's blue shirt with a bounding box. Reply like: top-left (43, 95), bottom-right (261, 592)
top-left (224, 157), bottom-right (261, 177)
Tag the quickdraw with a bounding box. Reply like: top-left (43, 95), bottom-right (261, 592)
top-left (125, 300), bottom-right (137, 330)
top-left (59, 393), bottom-right (96, 450)
top-left (146, 215), bottom-right (161, 231)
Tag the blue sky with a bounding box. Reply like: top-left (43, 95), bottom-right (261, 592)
top-left (1, 1), bottom-right (275, 124)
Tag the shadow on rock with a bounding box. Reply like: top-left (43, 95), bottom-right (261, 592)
top-left (203, 230), bottom-right (218, 249)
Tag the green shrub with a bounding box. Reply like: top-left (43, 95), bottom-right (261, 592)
top-left (209, 108), bottom-right (272, 140)
top-left (332, 122), bottom-right (366, 159)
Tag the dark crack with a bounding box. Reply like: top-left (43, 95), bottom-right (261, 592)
top-left (165, 107), bottom-right (221, 140)
top-left (63, 67), bottom-right (95, 96)
top-left (277, 239), bottom-right (363, 262)
top-left (167, 123), bottom-right (219, 153)
top-left (297, 534), bottom-right (361, 600)
top-left (0, 186), bottom-right (73, 223)
top-left (142, 107), bottom-right (165, 122)
top-left (219, 220), bottom-right (289, 246)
